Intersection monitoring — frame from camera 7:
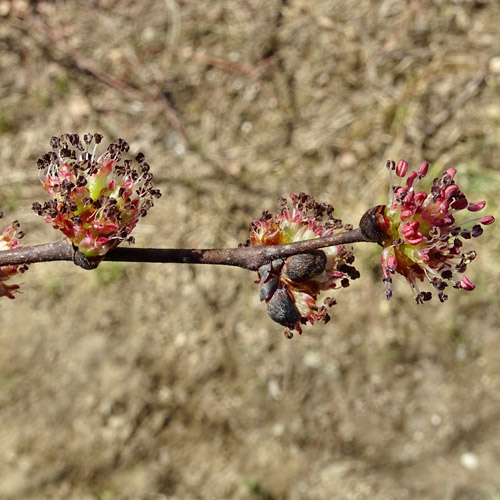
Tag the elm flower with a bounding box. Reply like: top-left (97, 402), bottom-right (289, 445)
top-left (0, 214), bottom-right (28, 299)
top-left (362, 160), bottom-right (495, 303)
top-left (249, 193), bottom-right (359, 338)
top-left (33, 133), bottom-right (161, 262)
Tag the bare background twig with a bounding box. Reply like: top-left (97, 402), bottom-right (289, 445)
top-left (1, 1), bottom-right (499, 499)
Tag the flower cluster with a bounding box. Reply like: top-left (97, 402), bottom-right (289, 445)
top-left (33, 133), bottom-right (161, 260)
top-left (0, 214), bottom-right (28, 299)
top-left (371, 160), bottom-right (494, 303)
top-left (249, 193), bottom-right (359, 337)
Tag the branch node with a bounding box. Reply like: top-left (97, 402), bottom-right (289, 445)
top-left (73, 250), bottom-right (100, 270)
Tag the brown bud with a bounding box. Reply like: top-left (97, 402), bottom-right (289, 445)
top-left (359, 205), bottom-right (389, 243)
top-left (73, 250), bottom-right (101, 270)
top-left (266, 286), bottom-right (301, 328)
top-left (282, 251), bottom-right (327, 281)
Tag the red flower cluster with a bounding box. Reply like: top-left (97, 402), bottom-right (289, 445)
top-left (374, 160), bottom-right (494, 303)
top-left (33, 133), bottom-right (161, 261)
top-left (0, 214), bottom-right (27, 299)
top-left (249, 193), bottom-right (359, 337)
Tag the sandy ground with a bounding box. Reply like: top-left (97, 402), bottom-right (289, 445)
top-left (1, 1), bottom-right (500, 498)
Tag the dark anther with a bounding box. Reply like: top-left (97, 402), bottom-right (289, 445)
top-left (324, 297), bottom-right (336, 307)
top-left (471, 225), bottom-right (483, 237)
top-left (441, 269), bottom-right (453, 279)
top-left (32, 202), bottom-right (42, 215)
top-left (76, 176), bottom-right (87, 187)
top-left (68, 134), bottom-right (79, 146)
top-left (416, 291), bottom-right (432, 304)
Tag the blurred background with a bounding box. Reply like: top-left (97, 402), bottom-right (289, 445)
top-left (1, 1), bottom-right (499, 498)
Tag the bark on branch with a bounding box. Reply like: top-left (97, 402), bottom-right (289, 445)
top-left (0, 228), bottom-right (371, 271)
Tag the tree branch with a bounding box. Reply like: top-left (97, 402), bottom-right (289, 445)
top-left (0, 228), bottom-right (372, 271)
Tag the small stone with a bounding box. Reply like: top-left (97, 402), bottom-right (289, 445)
top-left (431, 414), bottom-right (442, 426)
top-left (460, 452), bottom-right (479, 470)
top-left (272, 423), bottom-right (285, 437)
top-left (489, 57), bottom-right (500, 74)
top-left (0, 1), bottom-right (11, 16)
top-left (455, 345), bottom-right (467, 361)
top-left (303, 351), bottom-right (321, 369)
top-left (267, 379), bottom-right (281, 400)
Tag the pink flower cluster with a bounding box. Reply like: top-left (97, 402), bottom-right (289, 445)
top-left (0, 215), bottom-right (27, 299)
top-left (33, 133), bottom-right (161, 260)
top-left (249, 193), bottom-right (359, 337)
top-left (376, 160), bottom-right (494, 303)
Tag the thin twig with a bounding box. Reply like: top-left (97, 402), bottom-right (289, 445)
top-left (16, 9), bottom-right (188, 140)
top-left (178, 48), bottom-right (277, 99)
top-left (0, 228), bottom-right (372, 271)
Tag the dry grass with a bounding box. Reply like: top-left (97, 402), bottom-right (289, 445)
top-left (1, 0), bottom-right (500, 498)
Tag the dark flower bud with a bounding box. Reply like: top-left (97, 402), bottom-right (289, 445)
top-left (359, 205), bottom-right (389, 243)
top-left (282, 251), bottom-right (327, 281)
top-left (266, 286), bottom-right (301, 329)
